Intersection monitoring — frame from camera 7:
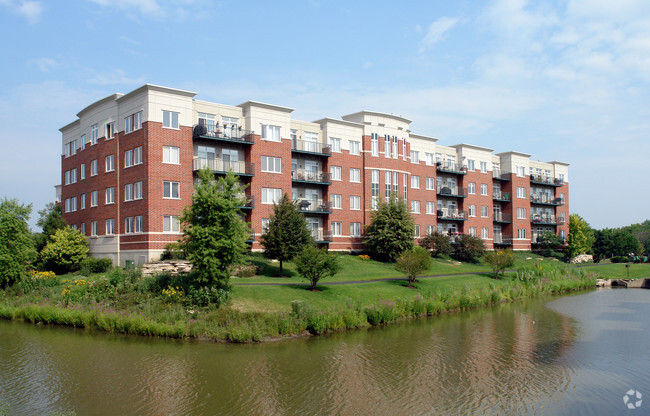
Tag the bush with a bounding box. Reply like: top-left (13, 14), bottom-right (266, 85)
top-left (453, 234), bottom-right (486, 262)
top-left (395, 246), bottom-right (431, 287)
top-left (80, 257), bottom-right (113, 274)
top-left (294, 245), bottom-right (340, 290)
top-left (484, 249), bottom-right (515, 278)
top-left (40, 227), bottom-right (89, 274)
top-left (420, 231), bottom-right (453, 257)
top-left (610, 256), bottom-right (629, 263)
top-left (160, 242), bottom-right (186, 260)
top-left (187, 286), bottom-right (230, 308)
top-left (232, 264), bottom-right (257, 278)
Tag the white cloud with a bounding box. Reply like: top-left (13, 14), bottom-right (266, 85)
top-left (419, 17), bottom-right (459, 52)
top-left (88, 69), bottom-right (146, 86)
top-left (28, 57), bottom-right (58, 73)
top-left (87, 0), bottom-right (162, 15)
top-left (0, 0), bottom-right (44, 23)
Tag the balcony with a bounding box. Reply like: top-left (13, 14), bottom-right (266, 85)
top-left (437, 209), bottom-right (468, 221)
top-left (193, 157), bottom-right (255, 177)
top-left (493, 213), bottom-right (512, 223)
top-left (492, 169), bottom-right (510, 181)
top-left (530, 174), bottom-right (564, 187)
top-left (245, 230), bottom-right (256, 243)
top-left (192, 124), bottom-right (254, 145)
top-left (295, 199), bottom-right (331, 214)
top-left (291, 169), bottom-right (331, 185)
top-left (237, 195), bottom-right (254, 210)
top-left (436, 162), bottom-right (467, 175)
top-left (436, 186), bottom-right (468, 198)
top-left (531, 214), bottom-right (565, 225)
top-left (532, 234), bottom-right (567, 244)
top-left (493, 191), bottom-right (511, 202)
top-left (447, 233), bottom-right (463, 244)
top-left (291, 139), bottom-right (331, 157)
top-left (530, 194), bottom-right (563, 206)
top-left (311, 229), bottom-right (332, 243)
top-left (493, 235), bottom-right (513, 246)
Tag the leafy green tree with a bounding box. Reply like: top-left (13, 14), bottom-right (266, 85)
top-left (452, 234), bottom-right (486, 262)
top-left (294, 245), bottom-right (341, 290)
top-left (484, 249), bottom-right (515, 278)
top-left (395, 246), bottom-right (431, 287)
top-left (40, 227), bottom-right (89, 274)
top-left (566, 214), bottom-right (595, 259)
top-left (0, 198), bottom-right (37, 287)
top-left (260, 193), bottom-right (312, 276)
top-left (534, 231), bottom-right (564, 257)
top-left (420, 231), bottom-right (452, 257)
top-left (181, 168), bottom-right (249, 290)
top-left (34, 202), bottom-right (67, 252)
top-left (365, 195), bottom-right (415, 262)
top-left (593, 228), bottom-right (641, 262)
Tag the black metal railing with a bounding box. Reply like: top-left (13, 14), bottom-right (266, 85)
top-left (436, 161), bottom-right (467, 175)
top-left (291, 138), bottom-right (331, 155)
top-left (530, 174), bottom-right (564, 187)
top-left (493, 235), bottom-right (513, 245)
top-left (492, 169), bottom-right (510, 181)
top-left (295, 199), bottom-right (331, 213)
top-left (531, 214), bottom-right (565, 225)
top-left (530, 195), bottom-right (563, 205)
top-left (291, 169), bottom-right (330, 184)
top-left (493, 191), bottom-right (511, 201)
top-left (436, 186), bottom-right (468, 198)
top-left (193, 157), bottom-right (255, 176)
top-left (493, 213), bottom-right (512, 222)
top-left (437, 209), bottom-right (468, 220)
top-left (193, 124), bottom-right (255, 144)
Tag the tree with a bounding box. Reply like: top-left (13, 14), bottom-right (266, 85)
top-left (395, 246), bottom-right (431, 287)
top-left (453, 234), bottom-right (486, 262)
top-left (260, 193), bottom-right (312, 276)
top-left (420, 231), bottom-right (453, 257)
top-left (365, 195), bottom-right (415, 262)
top-left (484, 249), bottom-right (515, 278)
top-left (566, 214), bottom-right (594, 259)
top-left (0, 198), bottom-right (37, 287)
top-left (294, 245), bottom-right (341, 290)
top-left (181, 168), bottom-right (249, 290)
top-left (534, 231), bottom-right (564, 257)
top-left (34, 202), bottom-right (67, 252)
top-left (593, 228), bottom-right (641, 262)
top-left (40, 227), bottom-right (89, 274)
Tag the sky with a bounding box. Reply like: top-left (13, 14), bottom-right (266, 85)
top-left (1, 0), bottom-right (649, 230)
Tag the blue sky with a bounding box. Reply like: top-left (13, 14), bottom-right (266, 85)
top-left (1, 0), bottom-right (649, 230)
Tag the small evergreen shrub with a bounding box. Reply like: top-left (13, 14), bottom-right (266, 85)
top-left (80, 257), bottom-right (113, 274)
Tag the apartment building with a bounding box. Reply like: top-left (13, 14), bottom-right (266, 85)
top-left (59, 84), bottom-right (569, 266)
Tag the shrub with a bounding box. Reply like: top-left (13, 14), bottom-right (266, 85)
top-left (395, 246), bottom-right (431, 287)
top-left (161, 285), bottom-right (184, 303)
top-left (187, 286), bottom-right (230, 308)
top-left (294, 245), bottom-right (340, 290)
top-left (452, 234), bottom-right (486, 262)
top-left (484, 249), bottom-right (516, 278)
top-left (610, 256), bottom-right (629, 263)
top-left (420, 231), bottom-right (453, 257)
top-left (232, 264), bottom-right (257, 278)
top-left (40, 227), bottom-right (89, 274)
top-left (160, 242), bottom-right (186, 260)
top-left (80, 257), bottom-right (113, 274)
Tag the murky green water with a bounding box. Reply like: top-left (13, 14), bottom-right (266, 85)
top-left (1, 289), bottom-right (648, 415)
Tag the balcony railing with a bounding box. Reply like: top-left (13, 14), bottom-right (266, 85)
top-left (530, 174), bottom-right (564, 187)
top-left (493, 213), bottom-right (512, 223)
top-left (246, 230), bottom-right (256, 242)
top-left (436, 162), bottom-right (468, 175)
top-left (295, 199), bottom-right (331, 214)
top-left (311, 229), bottom-right (332, 242)
top-left (492, 169), bottom-right (510, 181)
top-left (531, 234), bottom-right (567, 244)
top-left (193, 157), bottom-right (255, 176)
top-left (437, 209), bottom-right (468, 221)
top-left (447, 233), bottom-right (463, 244)
top-left (531, 214), bottom-right (565, 225)
top-left (291, 139), bottom-right (331, 156)
top-left (436, 186), bottom-right (468, 198)
top-left (291, 169), bottom-right (330, 184)
top-left (237, 195), bottom-right (254, 210)
top-left (530, 195), bottom-right (563, 205)
top-left (192, 124), bottom-right (254, 145)
top-left (493, 235), bottom-right (513, 245)
top-left (493, 191), bottom-right (511, 202)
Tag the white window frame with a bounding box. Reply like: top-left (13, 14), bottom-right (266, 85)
top-left (480, 161), bottom-right (487, 173)
top-left (469, 205), bottom-right (476, 217)
top-left (125, 183), bottom-right (133, 202)
top-left (261, 188), bottom-right (282, 204)
top-left (411, 200), bottom-right (420, 214)
top-left (411, 175), bottom-right (420, 189)
top-left (125, 217), bottom-right (133, 234)
top-left (91, 124), bottom-right (98, 145)
top-left (517, 208), bottom-right (527, 219)
top-left (80, 164), bottom-right (85, 180)
top-left (105, 187), bottom-right (115, 204)
top-left (480, 184), bottom-right (488, 196)
top-left (124, 149), bottom-right (133, 168)
top-left (330, 166), bottom-right (341, 181)
top-left (331, 222), bottom-right (342, 237)
top-left (90, 191), bottom-right (98, 207)
top-left (349, 140), bottom-right (360, 155)
top-left (518, 228), bottom-right (527, 239)
top-left (330, 137), bottom-right (341, 153)
top-left (517, 187), bottom-right (526, 198)
top-left (134, 215), bottom-right (143, 233)
top-left (371, 134), bottom-right (378, 157)
top-left (331, 194), bottom-right (342, 209)
top-left (426, 202), bottom-right (435, 214)
top-left (105, 155), bottom-right (114, 172)
top-left (410, 150), bottom-right (419, 164)
top-left (106, 122), bottom-right (115, 140)
top-left (350, 196), bottom-right (361, 210)
top-left (80, 194), bottom-right (85, 210)
top-left (163, 215), bottom-right (181, 233)
top-left (481, 206), bottom-right (489, 218)
top-left (468, 182), bottom-right (476, 194)
top-left (134, 181), bottom-right (143, 200)
top-left (162, 110), bottom-right (179, 129)
top-left (482, 228), bottom-right (489, 239)
top-left (91, 221), bottom-right (97, 236)
top-left (106, 219), bottom-right (115, 235)
top-left (90, 159), bottom-right (98, 176)
top-left (350, 168), bottom-right (361, 183)
top-left (261, 156), bottom-right (282, 173)
top-left (163, 181), bottom-right (180, 199)
top-left (134, 111), bottom-right (142, 130)
top-left (163, 146), bottom-right (180, 164)
top-left (134, 146), bottom-right (142, 165)
top-left (261, 124), bottom-right (281, 142)
top-left (350, 222), bottom-right (361, 237)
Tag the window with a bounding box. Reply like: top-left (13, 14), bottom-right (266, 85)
top-left (105, 155), bottom-right (114, 172)
top-left (80, 223), bottom-right (85, 234)
top-left (350, 168), bottom-right (360, 183)
top-left (467, 160), bottom-right (475, 171)
top-left (125, 149), bottom-right (133, 168)
top-left (559, 174), bottom-right (565, 183)
top-left (80, 194), bottom-right (85, 210)
top-left (330, 166), bottom-right (341, 181)
top-left (124, 115), bottom-right (133, 134)
top-left (481, 206), bottom-right (489, 217)
top-left (80, 134), bottom-right (86, 150)
top-left (427, 225), bottom-right (435, 235)
top-left (517, 187), bottom-right (526, 198)
top-left (385, 171), bottom-right (391, 199)
top-left (163, 181), bottom-right (180, 199)
top-left (162, 110), bottom-right (179, 129)
top-left (134, 146), bottom-right (142, 165)
top-left (64, 198), bottom-right (70, 213)
top-left (134, 216), bottom-right (143, 233)
top-left (261, 188), bottom-right (282, 204)
top-left (411, 200), bottom-right (420, 213)
top-left (261, 124), bottom-right (281, 142)
top-left (330, 137), bottom-right (341, 152)
top-left (350, 196), bottom-right (361, 210)
top-left (125, 217), bottom-right (133, 234)
top-left (516, 166), bottom-right (526, 177)
top-left (80, 164), bottom-right (85, 180)
top-left (70, 197), bottom-right (77, 212)
top-left (350, 222), bottom-right (361, 237)
top-left (426, 202), bottom-right (435, 214)
top-left (133, 111), bottom-right (142, 130)
top-left (371, 169), bottom-right (379, 194)
top-left (331, 222), bottom-right (342, 237)
top-left (371, 133), bottom-right (378, 156)
top-left (402, 139), bottom-right (407, 161)
top-left (425, 153), bottom-right (435, 166)
top-left (480, 184), bottom-right (488, 196)
top-left (163, 215), bottom-right (181, 233)
top-left (480, 161), bottom-right (487, 173)
top-left (261, 156), bottom-right (282, 173)
top-left (414, 225), bottom-right (421, 238)
top-left (411, 175), bottom-right (420, 189)
top-left (384, 135), bottom-right (391, 158)
top-left (331, 194), bottom-right (342, 209)
top-left (560, 193), bottom-right (565, 204)
top-left (134, 181), bottom-right (143, 199)
top-left (91, 159), bottom-right (98, 176)
top-left (518, 228), bottom-right (527, 239)
top-left (403, 173), bottom-right (408, 199)
top-left (106, 122), bottom-right (115, 140)
top-left (125, 184), bottom-right (133, 201)
top-left (469, 227), bottom-right (477, 237)
top-left (517, 208), bottom-right (527, 219)
top-left (392, 137), bottom-right (398, 159)
top-left (349, 140), bottom-right (360, 155)
top-left (65, 171), bottom-right (70, 185)
top-left (560, 212), bottom-right (566, 223)
top-left (71, 168), bottom-right (77, 183)
top-left (410, 150), bottom-right (419, 164)
top-left (482, 228), bottom-right (489, 239)
top-left (91, 221), bottom-right (97, 236)
top-left (469, 205), bottom-right (476, 217)
top-left (105, 187), bottom-right (115, 204)
top-left (261, 219), bottom-right (270, 232)
top-left (90, 124), bottom-right (98, 145)
top-left (163, 146), bottom-right (180, 164)
top-left (468, 183), bottom-right (476, 194)
top-left (560, 230), bottom-right (566, 240)
top-left (90, 191), bottom-right (97, 207)
top-left (426, 177), bottom-right (435, 190)
top-left (106, 219), bottom-right (115, 235)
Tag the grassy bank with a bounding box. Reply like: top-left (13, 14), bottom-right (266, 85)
top-left (0, 254), bottom-right (638, 343)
